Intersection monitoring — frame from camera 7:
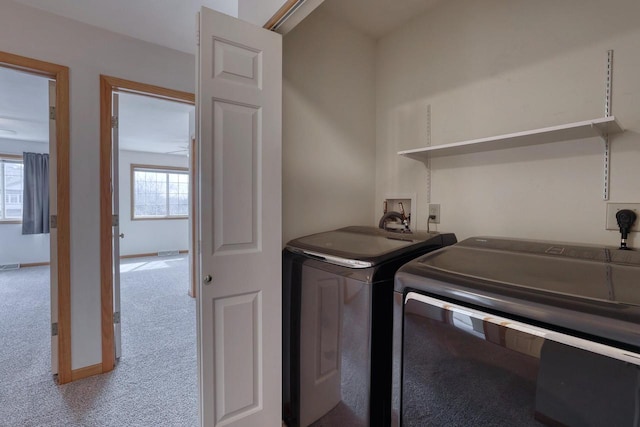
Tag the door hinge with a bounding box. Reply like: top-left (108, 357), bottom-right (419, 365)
top-left (112, 214), bottom-right (119, 227)
top-left (50, 214), bottom-right (57, 229)
top-left (113, 311), bottom-right (121, 324)
top-left (111, 115), bottom-right (119, 129)
top-left (51, 322), bottom-right (58, 337)
top-left (49, 106), bottom-right (56, 120)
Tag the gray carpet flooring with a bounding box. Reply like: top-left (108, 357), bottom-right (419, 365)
top-left (0, 255), bottom-right (198, 427)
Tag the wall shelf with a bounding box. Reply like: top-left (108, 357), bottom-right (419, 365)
top-left (398, 116), bottom-right (623, 161)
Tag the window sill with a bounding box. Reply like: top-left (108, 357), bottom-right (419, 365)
top-left (131, 216), bottom-right (188, 221)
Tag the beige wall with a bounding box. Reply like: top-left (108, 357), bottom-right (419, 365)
top-left (282, 5), bottom-right (377, 243)
top-left (376, 0), bottom-right (640, 246)
top-left (0, 0), bottom-right (195, 369)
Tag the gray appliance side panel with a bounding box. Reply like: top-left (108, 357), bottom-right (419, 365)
top-left (299, 263), bottom-right (372, 426)
top-left (391, 291), bottom-right (403, 427)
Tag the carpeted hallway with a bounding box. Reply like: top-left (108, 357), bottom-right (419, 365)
top-left (0, 255), bottom-right (198, 427)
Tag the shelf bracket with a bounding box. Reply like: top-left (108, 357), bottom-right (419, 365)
top-left (603, 135), bottom-right (610, 200)
top-left (425, 104), bottom-right (432, 204)
top-left (590, 122), bottom-right (605, 139)
top-left (602, 49), bottom-right (613, 201)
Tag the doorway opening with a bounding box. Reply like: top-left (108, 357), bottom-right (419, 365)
top-left (0, 52), bottom-right (71, 384)
top-left (115, 90), bottom-right (195, 363)
top-left (99, 75), bottom-right (196, 375)
top-left (0, 66), bottom-right (53, 391)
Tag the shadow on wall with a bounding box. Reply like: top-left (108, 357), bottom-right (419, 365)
top-left (282, 4), bottom-right (377, 243)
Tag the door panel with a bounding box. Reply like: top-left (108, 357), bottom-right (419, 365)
top-left (213, 39), bottom-right (262, 87)
top-left (213, 100), bottom-right (260, 252)
top-left (198, 7), bottom-right (282, 427)
top-left (214, 292), bottom-right (262, 424)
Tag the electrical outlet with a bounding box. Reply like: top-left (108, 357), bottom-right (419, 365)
top-left (428, 204), bottom-right (440, 224)
top-left (605, 203), bottom-right (640, 231)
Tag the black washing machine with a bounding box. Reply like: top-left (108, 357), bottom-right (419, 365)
top-left (393, 236), bottom-right (640, 426)
top-left (283, 226), bottom-right (457, 427)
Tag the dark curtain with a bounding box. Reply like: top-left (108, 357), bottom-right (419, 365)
top-left (22, 152), bottom-right (50, 235)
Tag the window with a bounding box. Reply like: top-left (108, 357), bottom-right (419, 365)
top-left (0, 156), bottom-right (24, 222)
top-left (132, 165), bottom-right (189, 219)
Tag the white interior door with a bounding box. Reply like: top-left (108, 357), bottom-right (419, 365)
top-left (112, 92), bottom-right (122, 360)
top-left (197, 7), bottom-right (282, 427)
top-left (189, 111), bottom-right (198, 298)
top-left (48, 79), bottom-right (58, 375)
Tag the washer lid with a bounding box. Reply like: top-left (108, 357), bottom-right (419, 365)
top-left (399, 236), bottom-right (640, 307)
top-left (286, 226), bottom-right (455, 267)
top-left (395, 236), bottom-right (640, 349)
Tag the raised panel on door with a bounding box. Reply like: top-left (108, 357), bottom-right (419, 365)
top-left (213, 38), bottom-right (262, 88)
top-left (213, 292), bottom-right (262, 425)
top-left (213, 100), bottom-right (260, 253)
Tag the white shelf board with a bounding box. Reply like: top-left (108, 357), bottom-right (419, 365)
top-left (398, 116), bottom-right (623, 161)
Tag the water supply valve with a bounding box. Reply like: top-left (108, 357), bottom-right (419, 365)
top-left (616, 209), bottom-right (637, 250)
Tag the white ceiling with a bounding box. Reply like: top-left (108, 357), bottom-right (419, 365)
top-left (0, 66), bottom-right (194, 155)
top-left (0, 67), bottom-right (49, 143)
top-left (118, 92), bottom-right (194, 155)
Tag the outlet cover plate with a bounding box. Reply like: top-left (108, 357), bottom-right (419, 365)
top-left (606, 203), bottom-right (640, 231)
top-left (428, 203), bottom-right (440, 224)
